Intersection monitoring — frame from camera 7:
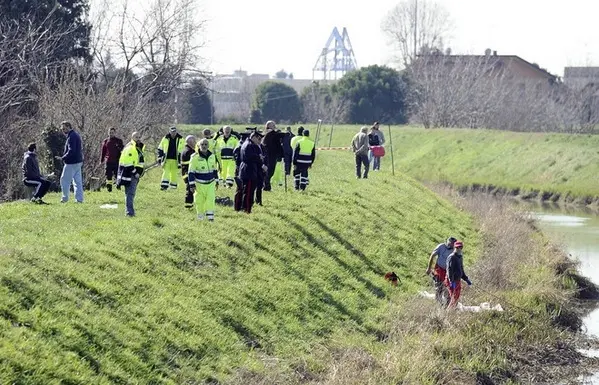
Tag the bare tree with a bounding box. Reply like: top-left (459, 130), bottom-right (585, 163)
top-left (90, 0), bottom-right (207, 123)
top-left (409, 53), bottom-right (599, 133)
top-left (382, 0), bottom-right (453, 68)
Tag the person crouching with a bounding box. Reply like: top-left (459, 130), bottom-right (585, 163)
top-left (188, 138), bottom-right (217, 221)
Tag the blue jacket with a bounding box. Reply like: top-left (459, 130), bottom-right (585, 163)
top-left (239, 139), bottom-right (263, 181)
top-left (62, 130), bottom-right (83, 164)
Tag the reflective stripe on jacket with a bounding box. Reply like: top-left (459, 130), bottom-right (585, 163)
top-left (215, 135), bottom-right (239, 160)
top-left (293, 137), bottom-right (315, 165)
top-left (188, 151), bottom-right (217, 185)
top-left (117, 141), bottom-right (140, 186)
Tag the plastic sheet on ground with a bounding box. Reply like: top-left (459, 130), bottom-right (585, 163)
top-left (100, 204), bottom-right (118, 209)
top-left (418, 291), bottom-right (504, 312)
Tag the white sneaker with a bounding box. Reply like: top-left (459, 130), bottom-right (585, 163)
top-left (197, 214), bottom-right (204, 221)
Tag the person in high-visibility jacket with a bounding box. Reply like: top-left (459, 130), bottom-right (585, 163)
top-left (188, 138), bottom-right (218, 221)
top-left (199, 128), bottom-right (217, 153)
top-left (215, 125), bottom-right (239, 188)
top-left (292, 129), bottom-right (316, 191)
top-left (290, 126), bottom-right (304, 158)
top-left (181, 135), bottom-right (197, 209)
top-left (116, 132), bottom-right (144, 217)
top-left (157, 126), bottom-right (184, 190)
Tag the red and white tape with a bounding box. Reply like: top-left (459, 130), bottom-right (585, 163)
top-left (316, 147), bottom-right (351, 150)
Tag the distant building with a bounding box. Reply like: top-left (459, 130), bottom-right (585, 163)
top-left (563, 67), bottom-right (599, 91)
top-left (208, 70), bottom-right (335, 122)
top-left (415, 49), bottom-right (558, 93)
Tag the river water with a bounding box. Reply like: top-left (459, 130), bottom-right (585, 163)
top-left (519, 202), bottom-right (599, 383)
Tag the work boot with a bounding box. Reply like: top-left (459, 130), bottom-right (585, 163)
top-left (107, 184), bottom-right (112, 192)
top-left (197, 214), bottom-right (205, 221)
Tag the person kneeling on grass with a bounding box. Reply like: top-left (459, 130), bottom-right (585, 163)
top-left (445, 240), bottom-right (472, 309)
top-left (22, 143), bottom-right (52, 204)
top-left (189, 138), bottom-right (218, 221)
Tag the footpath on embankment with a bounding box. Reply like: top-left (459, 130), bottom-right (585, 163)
top-left (316, 125), bottom-right (599, 207)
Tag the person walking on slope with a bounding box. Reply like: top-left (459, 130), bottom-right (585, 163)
top-left (426, 236), bottom-right (457, 303)
top-left (239, 131), bottom-right (266, 213)
top-left (157, 126), bottom-right (184, 190)
top-left (100, 127), bottom-right (124, 192)
top-left (446, 240), bottom-right (472, 309)
top-left (215, 126), bottom-right (239, 188)
top-left (58, 121), bottom-right (84, 203)
top-left (116, 132), bottom-right (144, 217)
top-left (23, 143), bottom-right (51, 204)
top-left (351, 126), bottom-right (370, 179)
top-left (181, 135), bottom-right (197, 209)
top-left (292, 129), bottom-right (315, 191)
top-left (188, 138), bottom-right (218, 221)
top-left (369, 121), bottom-right (385, 171)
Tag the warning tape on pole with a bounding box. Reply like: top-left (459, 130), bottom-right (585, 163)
top-left (316, 147), bottom-right (351, 151)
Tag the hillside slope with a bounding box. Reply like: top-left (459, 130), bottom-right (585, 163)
top-left (319, 125), bottom-right (599, 202)
top-left (0, 150), bottom-right (478, 384)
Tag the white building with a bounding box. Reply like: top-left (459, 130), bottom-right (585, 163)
top-left (208, 70), bottom-right (334, 122)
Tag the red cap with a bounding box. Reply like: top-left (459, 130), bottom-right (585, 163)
top-left (454, 241), bottom-right (463, 248)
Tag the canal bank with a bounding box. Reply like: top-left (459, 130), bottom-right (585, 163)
top-left (524, 203), bottom-right (599, 384)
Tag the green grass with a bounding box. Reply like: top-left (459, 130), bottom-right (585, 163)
top-left (180, 124), bottom-right (599, 200)
top-left (0, 149), bottom-right (481, 384)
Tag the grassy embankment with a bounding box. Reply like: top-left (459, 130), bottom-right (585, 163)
top-left (188, 124), bottom-right (599, 204)
top-left (0, 134), bottom-right (588, 384)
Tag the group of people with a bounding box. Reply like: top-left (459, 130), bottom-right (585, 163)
top-left (426, 236), bottom-right (472, 308)
top-left (23, 121), bottom-right (84, 205)
top-left (351, 121), bottom-right (386, 179)
top-left (101, 120), bottom-right (316, 218)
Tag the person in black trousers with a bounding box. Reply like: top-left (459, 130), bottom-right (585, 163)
top-left (238, 132), bottom-right (266, 213)
top-left (261, 120), bottom-right (286, 191)
top-left (22, 143), bottom-right (52, 204)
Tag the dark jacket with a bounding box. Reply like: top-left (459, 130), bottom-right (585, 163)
top-left (181, 144), bottom-right (195, 180)
top-left (22, 151), bottom-right (42, 180)
top-left (239, 138), bottom-right (263, 181)
top-left (446, 252), bottom-right (469, 283)
top-left (233, 145), bottom-right (242, 177)
top-left (262, 130), bottom-right (285, 161)
top-left (101, 137), bottom-right (124, 164)
top-left (282, 132), bottom-right (293, 158)
top-left (62, 129), bottom-right (83, 164)
top-left (368, 133), bottom-right (381, 146)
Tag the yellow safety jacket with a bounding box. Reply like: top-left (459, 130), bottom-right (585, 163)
top-left (293, 137), bottom-right (315, 166)
top-left (188, 151), bottom-right (218, 186)
top-left (117, 141), bottom-right (142, 186)
top-left (215, 135), bottom-right (239, 161)
top-left (290, 135), bottom-right (303, 152)
top-left (157, 133), bottom-right (185, 164)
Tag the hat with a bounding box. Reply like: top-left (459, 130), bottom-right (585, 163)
top-left (454, 241), bottom-right (463, 248)
top-left (250, 131), bottom-right (264, 139)
top-left (169, 126), bottom-right (177, 132)
top-left (303, 129), bottom-right (310, 136)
